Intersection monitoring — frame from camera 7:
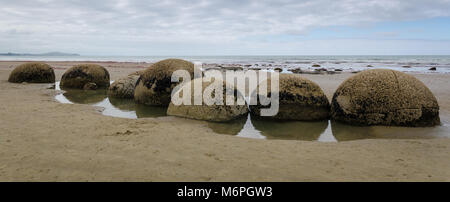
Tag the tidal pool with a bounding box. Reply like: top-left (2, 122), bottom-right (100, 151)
top-left (53, 82), bottom-right (450, 142)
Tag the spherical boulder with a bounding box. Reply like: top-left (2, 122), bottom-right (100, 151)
top-left (8, 62), bottom-right (55, 83)
top-left (249, 73), bottom-right (330, 121)
top-left (60, 64), bottom-right (110, 89)
top-left (134, 59), bottom-right (198, 106)
top-left (167, 78), bottom-right (249, 122)
top-left (331, 69), bottom-right (440, 127)
top-left (108, 73), bottom-right (140, 99)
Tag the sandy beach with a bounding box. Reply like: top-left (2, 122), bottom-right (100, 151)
top-left (0, 61), bottom-right (449, 182)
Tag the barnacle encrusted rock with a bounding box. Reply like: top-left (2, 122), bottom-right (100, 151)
top-left (108, 73), bottom-right (140, 99)
top-left (8, 62), bottom-right (55, 83)
top-left (331, 69), bottom-right (440, 127)
top-left (167, 78), bottom-right (249, 122)
top-left (250, 73), bottom-right (330, 121)
top-left (60, 64), bottom-right (110, 89)
top-left (134, 59), bottom-right (198, 106)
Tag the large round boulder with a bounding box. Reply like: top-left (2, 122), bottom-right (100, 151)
top-left (134, 59), bottom-right (198, 106)
top-left (331, 69), bottom-right (440, 126)
top-left (249, 73), bottom-right (330, 121)
top-left (108, 72), bottom-right (140, 99)
top-left (60, 64), bottom-right (110, 89)
top-left (167, 78), bottom-right (249, 122)
top-left (8, 62), bottom-right (55, 83)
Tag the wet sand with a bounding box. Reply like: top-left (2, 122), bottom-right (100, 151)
top-left (0, 61), bottom-right (449, 181)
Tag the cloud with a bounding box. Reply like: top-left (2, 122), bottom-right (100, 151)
top-left (0, 0), bottom-right (450, 54)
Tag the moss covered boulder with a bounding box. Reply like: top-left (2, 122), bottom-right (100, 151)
top-left (8, 62), bottom-right (55, 83)
top-left (331, 69), bottom-right (440, 126)
top-left (167, 78), bottom-right (248, 122)
top-left (60, 64), bottom-right (110, 89)
top-left (250, 73), bottom-right (330, 121)
top-left (108, 73), bottom-right (141, 99)
top-left (134, 59), bottom-right (198, 106)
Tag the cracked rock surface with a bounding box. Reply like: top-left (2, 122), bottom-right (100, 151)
top-left (331, 69), bottom-right (440, 127)
top-left (108, 73), bottom-right (140, 99)
top-left (167, 78), bottom-right (249, 122)
top-left (250, 73), bottom-right (330, 121)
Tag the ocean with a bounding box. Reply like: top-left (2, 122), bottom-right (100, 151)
top-left (1, 55), bottom-right (450, 73)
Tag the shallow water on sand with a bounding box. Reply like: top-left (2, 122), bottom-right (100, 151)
top-left (53, 82), bottom-right (450, 142)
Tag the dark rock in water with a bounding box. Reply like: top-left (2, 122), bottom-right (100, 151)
top-left (334, 69), bottom-right (343, 72)
top-left (8, 62), bottom-right (55, 83)
top-left (429, 67), bottom-right (437, 71)
top-left (290, 68), bottom-right (302, 74)
top-left (83, 82), bottom-right (97, 90)
top-left (367, 65), bottom-right (373, 67)
top-left (300, 70), bottom-right (322, 75)
top-left (331, 69), bottom-right (440, 127)
top-left (312, 64), bottom-right (321, 67)
top-left (60, 64), bottom-right (110, 89)
top-left (274, 67), bottom-right (282, 72)
top-left (402, 65), bottom-right (411, 68)
top-left (134, 59), bottom-right (198, 106)
top-left (327, 71), bottom-right (338, 75)
top-left (167, 78), bottom-right (248, 122)
top-left (351, 71), bottom-right (361, 74)
top-left (108, 73), bottom-right (140, 98)
top-left (222, 66), bottom-right (243, 71)
top-left (250, 74), bottom-right (330, 121)
top-left (244, 64), bottom-right (252, 67)
top-left (204, 67), bottom-right (222, 72)
top-left (316, 68), bottom-right (327, 72)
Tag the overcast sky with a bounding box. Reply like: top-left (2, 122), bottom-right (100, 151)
top-left (1, 0), bottom-right (450, 55)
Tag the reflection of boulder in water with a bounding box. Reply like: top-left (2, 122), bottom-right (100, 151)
top-left (331, 120), bottom-right (448, 141)
top-left (207, 116), bottom-right (247, 135)
top-left (108, 97), bottom-right (136, 111)
top-left (135, 104), bottom-right (167, 118)
top-left (63, 89), bottom-right (107, 104)
top-left (330, 121), bottom-right (376, 141)
top-left (251, 116), bottom-right (328, 140)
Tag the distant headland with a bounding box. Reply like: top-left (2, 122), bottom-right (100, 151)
top-left (0, 52), bottom-right (80, 56)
